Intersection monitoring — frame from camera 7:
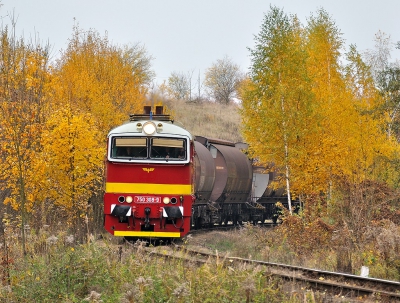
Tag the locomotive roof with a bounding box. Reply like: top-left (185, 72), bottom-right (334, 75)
top-left (108, 119), bottom-right (193, 139)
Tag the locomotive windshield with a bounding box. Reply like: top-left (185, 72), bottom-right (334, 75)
top-left (110, 136), bottom-right (187, 161)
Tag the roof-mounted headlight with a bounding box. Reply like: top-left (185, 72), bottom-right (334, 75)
top-left (143, 122), bottom-right (156, 135)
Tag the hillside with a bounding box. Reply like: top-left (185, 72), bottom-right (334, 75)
top-left (164, 99), bottom-right (243, 143)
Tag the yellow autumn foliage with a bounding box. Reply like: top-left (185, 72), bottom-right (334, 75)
top-left (38, 106), bottom-right (103, 216)
top-left (0, 33), bottom-right (51, 213)
top-left (52, 26), bottom-right (153, 135)
top-left (241, 7), bottom-right (399, 204)
top-left (0, 23), bottom-right (155, 240)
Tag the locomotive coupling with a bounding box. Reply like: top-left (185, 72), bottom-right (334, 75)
top-left (144, 207), bottom-right (151, 228)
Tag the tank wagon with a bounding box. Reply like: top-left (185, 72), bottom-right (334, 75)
top-left (103, 107), bottom-right (293, 239)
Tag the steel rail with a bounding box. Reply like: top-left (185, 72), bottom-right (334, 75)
top-left (152, 245), bottom-right (400, 300)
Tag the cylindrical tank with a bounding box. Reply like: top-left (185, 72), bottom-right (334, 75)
top-left (193, 141), bottom-right (216, 204)
top-left (208, 143), bottom-right (253, 203)
top-left (194, 137), bottom-right (253, 204)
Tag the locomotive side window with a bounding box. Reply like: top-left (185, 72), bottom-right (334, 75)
top-left (112, 137), bottom-right (148, 159)
top-left (150, 138), bottom-right (186, 160)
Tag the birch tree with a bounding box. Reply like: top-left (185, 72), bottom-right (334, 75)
top-left (241, 6), bottom-right (315, 213)
top-left (306, 10), bottom-right (394, 188)
top-left (242, 7), bottom-right (396, 214)
top-left (303, 9), bottom-right (350, 193)
top-left (346, 45), bottom-right (400, 187)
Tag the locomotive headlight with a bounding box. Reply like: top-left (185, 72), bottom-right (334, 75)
top-left (163, 197), bottom-right (170, 204)
top-left (143, 122), bottom-right (156, 135)
top-left (126, 196), bottom-right (133, 203)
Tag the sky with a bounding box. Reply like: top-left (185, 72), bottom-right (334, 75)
top-left (1, 0), bottom-right (399, 86)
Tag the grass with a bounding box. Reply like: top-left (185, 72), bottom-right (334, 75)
top-left (0, 232), bottom-right (296, 303)
top-left (1, 223), bottom-right (398, 302)
top-left (0, 227), bottom-right (331, 303)
top-left (185, 223), bottom-right (400, 282)
top-left (164, 99), bottom-right (243, 142)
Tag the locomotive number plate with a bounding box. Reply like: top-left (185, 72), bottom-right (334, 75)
top-left (134, 196), bottom-right (161, 203)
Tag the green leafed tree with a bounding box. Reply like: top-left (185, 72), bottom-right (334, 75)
top-left (379, 66), bottom-right (400, 139)
top-left (364, 31), bottom-right (400, 139)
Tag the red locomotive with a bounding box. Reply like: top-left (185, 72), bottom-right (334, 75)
top-left (104, 106), bottom-right (295, 239)
top-left (104, 107), bottom-right (194, 238)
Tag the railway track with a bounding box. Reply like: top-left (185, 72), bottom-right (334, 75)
top-left (146, 245), bottom-right (400, 301)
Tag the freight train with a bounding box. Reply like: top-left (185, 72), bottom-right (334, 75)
top-left (103, 107), bottom-right (293, 239)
